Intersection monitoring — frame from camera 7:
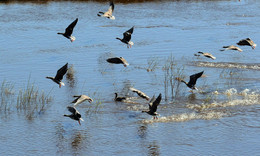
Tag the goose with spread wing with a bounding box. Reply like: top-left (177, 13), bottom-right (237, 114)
top-left (176, 71), bottom-right (204, 90)
top-left (220, 45), bottom-right (243, 52)
top-left (116, 26), bottom-right (134, 48)
top-left (64, 106), bottom-right (84, 125)
top-left (197, 51), bottom-right (216, 60)
top-left (46, 63), bottom-right (68, 88)
top-left (107, 57), bottom-right (129, 67)
top-left (72, 95), bottom-right (93, 106)
top-left (97, 1), bottom-right (115, 20)
top-left (142, 93), bottom-right (162, 119)
top-left (237, 38), bottom-right (256, 49)
top-left (57, 18), bottom-right (78, 42)
top-left (130, 87), bottom-right (150, 101)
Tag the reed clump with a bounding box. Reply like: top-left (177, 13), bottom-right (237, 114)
top-left (163, 54), bottom-right (185, 101)
top-left (85, 92), bottom-right (103, 117)
top-left (0, 80), bottom-right (53, 119)
top-left (146, 57), bottom-right (159, 72)
top-left (0, 80), bottom-right (15, 111)
top-left (16, 81), bottom-right (53, 119)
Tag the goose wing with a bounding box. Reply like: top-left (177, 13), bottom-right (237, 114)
top-left (67, 106), bottom-right (77, 115)
top-left (65, 18), bottom-right (78, 36)
top-left (149, 93), bottom-right (161, 112)
top-left (55, 63), bottom-right (68, 81)
top-left (187, 71), bottom-right (204, 87)
top-left (107, 1), bottom-right (114, 14)
top-left (237, 38), bottom-right (251, 46)
top-left (107, 57), bottom-right (124, 64)
top-left (72, 95), bottom-right (81, 104)
top-left (130, 87), bottom-right (149, 100)
top-left (122, 26), bottom-right (134, 41)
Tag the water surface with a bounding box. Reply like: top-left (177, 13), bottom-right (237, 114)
top-left (0, 0), bottom-right (260, 155)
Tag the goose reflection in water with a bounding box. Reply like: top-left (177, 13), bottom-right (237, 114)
top-left (147, 141), bottom-right (160, 156)
top-left (66, 64), bottom-right (76, 88)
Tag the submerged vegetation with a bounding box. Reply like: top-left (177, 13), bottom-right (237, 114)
top-left (0, 80), bottom-right (14, 111)
top-left (0, 79), bottom-right (53, 119)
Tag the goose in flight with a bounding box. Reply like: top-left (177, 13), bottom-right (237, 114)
top-left (197, 51), bottom-right (216, 60)
top-left (129, 87), bottom-right (150, 101)
top-left (72, 95), bottom-right (93, 106)
top-left (64, 106), bottom-right (84, 125)
top-left (237, 38), bottom-right (257, 49)
top-left (176, 71), bottom-right (204, 90)
top-left (142, 93), bottom-right (162, 119)
top-left (116, 26), bottom-right (134, 48)
top-left (57, 18), bottom-right (78, 42)
top-left (97, 1), bottom-right (115, 20)
top-left (106, 57), bottom-right (129, 67)
top-left (220, 45), bottom-right (243, 52)
top-left (46, 63), bottom-right (68, 88)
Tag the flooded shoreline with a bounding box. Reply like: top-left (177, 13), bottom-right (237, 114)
top-left (1, 0), bottom-right (260, 155)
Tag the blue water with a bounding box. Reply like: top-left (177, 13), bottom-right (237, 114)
top-left (0, 0), bottom-right (260, 155)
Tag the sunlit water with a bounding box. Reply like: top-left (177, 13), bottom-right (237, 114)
top-left (1, 0), bottom-right (260, 155)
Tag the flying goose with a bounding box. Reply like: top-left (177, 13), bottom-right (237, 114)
top-left (197, 51), bottom-right (216, 60)
top-left (114, 93), bottom-right (126, 102)
top-left (142, 93), bottom-right (161, 119)
top-left (57, 18), bottom-right (78, 42)
top-left (176, 71), bottom-right (204, 90)
top-left (237, 38), bottom-right (257, 49)
top-left (46, 63), bottom-right (68, 88)
top-left (221, 45), bottom-right (243, 52)
top-left (116, 26), bottom-right (134, 48)
top-left (97, 1), bottom-right (115, 20)
top-left (106, 57), bottom-right (129, 67)
top-left (129, 87), bottom-right (150, 101)
top-left (72, 95), bottom-right (93, 106)
top-left (64, 106), bottom-right (84, 125)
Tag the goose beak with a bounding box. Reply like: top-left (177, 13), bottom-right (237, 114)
top-left (78, 120), bottom-right (81, 125)
top-left (59, 84), bottom-right (61, 88)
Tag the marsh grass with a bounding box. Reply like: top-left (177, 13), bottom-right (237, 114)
top-left (163, 54), bottom-right (185, 101)
top-left (16, 80), bottom-right (53, 119)
top-left (0, 79), bottom-right (53, 119)
top-left (146, 57), bottom-right (159, 72)
top-left (0, 80), bottom-right (15, 111)
top-left (83, 91), bottom-right (104, 117)
top-left (220, 68), bottom-right (243, 87)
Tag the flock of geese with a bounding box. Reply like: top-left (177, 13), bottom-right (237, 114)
top-left (46, 1), bottom-right (256, 125)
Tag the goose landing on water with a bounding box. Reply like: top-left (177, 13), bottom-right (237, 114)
top-left (237, 38), bottom-right (257, 49)
top-left (197, 51), bottom-right (216, 60)
top-left (106, 57), bottom-right (129, 67)
top-left (57, 18), bottom-right (78, 42)
top-left (220, 45), bottom-right (243, 52)
top-left (114, 93), bottom-right (127, 102)
top-left (176, 71), bottom-right (204, 91)
top-left (64, 106), bottom-right (84, 125)
top-left (142, 93), bottom-right (162, 119)
top-left (97, 1), bottom-right (115, 20)
top-left (72, 95), bottom-right (93, 106)
top-left (116, 26), bottom-right (134, 48)
top-left (46, 63), bottom-right (68, 88)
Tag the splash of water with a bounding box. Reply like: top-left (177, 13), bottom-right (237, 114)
top-left (141, 111), bottom-right (227, 124)
top-left (188, 88), bottom-right (260, 111)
